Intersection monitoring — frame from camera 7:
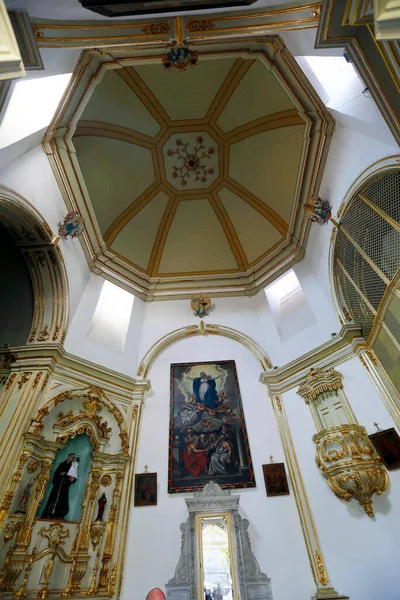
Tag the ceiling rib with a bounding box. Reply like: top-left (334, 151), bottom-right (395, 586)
top-left (209, 193), bottom-right (248, 271)
top-left (225, 179), bottom-right (288, 236)
top-left (205, 58), bottom-right (254, 123)
top-left (225, 110), bottom-right (304, 143)
top-left (104, 180), bottom-right (163, 246)
top-left (117, 67), bottom-right (171, 127)
top-left (75, 120), bottom-right (156, 149)
top-left (148, 195), bottom-right (180, 276)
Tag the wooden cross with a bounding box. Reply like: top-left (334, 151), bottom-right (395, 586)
top-left (373, 422), bottom-right (380, 431)
top-left (144, 465), bottom-right (148, 473)
top-left (269, 455), bottom-right (274, 463)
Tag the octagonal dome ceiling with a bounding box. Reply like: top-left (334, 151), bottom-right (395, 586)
top-left (45, 40), bottom-right (334, 300)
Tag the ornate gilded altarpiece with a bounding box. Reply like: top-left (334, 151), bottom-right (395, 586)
top-left (0, 346), bottom-right (147, 600)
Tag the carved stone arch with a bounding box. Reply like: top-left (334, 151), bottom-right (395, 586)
top-left (30, 386), bottom-right (130, 455)
top-left (136, 322), bottom-right (272, 379)
top-left (0, 185), bottom-right (70, 344)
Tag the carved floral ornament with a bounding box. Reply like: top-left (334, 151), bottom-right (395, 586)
top-left (56, 399), bottom-right (112, 439)
top-left (297, 367), bottom-right (343, 404)
top-left (30, 386), bottom-right (129, 455)
top-left (168, 137), bottom-right (215, 186)
top-left (162, 41), bottom-right (199, 72)
top-left (314, 424), bottom-right (388, 517)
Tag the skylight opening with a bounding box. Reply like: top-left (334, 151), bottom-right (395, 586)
top-left (303, 56), bottom-right (363, 111)
top-left (265, 269), bottom-right (302, 304)
top-left (87, 280), bottom-right (134, 353)
top-left (264, 269), bottom-right (316, 342)
top-left (0, 73), bottom-right (72, 150)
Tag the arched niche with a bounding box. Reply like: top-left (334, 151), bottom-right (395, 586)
top-left (0, 186), bottom-right (69, 346)
top-left (136, 322), bottom-right (272, 380)
top-left (38, 432), bottom-right (93, 522)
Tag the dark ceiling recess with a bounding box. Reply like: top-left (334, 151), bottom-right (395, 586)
top-left (79, 0), bottom-right (257, 17)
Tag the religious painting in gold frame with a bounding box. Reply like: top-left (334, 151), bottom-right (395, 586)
top-left (169, 360), bottom-right (255, 493)
top-left (369, 428), bottom-right (400, 471)
top-left (134, 472), bottom-right (157, 507)
top-left (262, 462), bottom-right (290, 497)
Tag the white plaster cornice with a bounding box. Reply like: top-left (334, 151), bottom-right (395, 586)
top-left (4, 343), bottom-right (149, 400)
top-left (260, 324), bottom-right (365, 394)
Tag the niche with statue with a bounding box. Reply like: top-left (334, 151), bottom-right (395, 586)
top-left (0, 386), bottom-right (131, 599)
top-left (38, 433), bottom-right (92, 522)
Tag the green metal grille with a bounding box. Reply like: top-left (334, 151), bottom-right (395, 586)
top-left (362, 171), bottom-right (400, 223)
top-left (334, 170), bottom-right (400, 340)
top-left (342, 197), bottom-right (400, 280)
top-left (336, 262), bottom-right (375, 338)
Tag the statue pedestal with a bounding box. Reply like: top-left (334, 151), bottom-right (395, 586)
top-left (313, 589), bottom-right (349, 600)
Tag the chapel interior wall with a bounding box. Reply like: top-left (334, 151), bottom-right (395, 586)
top-left (122, 334), bottom-right (314, 600)
top-left (282, 356), bottom-right (400, 600)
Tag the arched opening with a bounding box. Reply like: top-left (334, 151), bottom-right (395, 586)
top-left (332, 167), bottom-right (400, 390)
top-left (0, 222), bottom-right (34, 346)
top-left (0, 186), bottom-right (69, 346)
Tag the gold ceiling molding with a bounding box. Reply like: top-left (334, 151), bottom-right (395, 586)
top-left (44, 39), bottom-right (333, 300)
top-left (136, 322), bottom-right (272, 379)
top-left (31, 5), bottom-right (321, 48)
top-left (209, 192), bottom-right (248, 270)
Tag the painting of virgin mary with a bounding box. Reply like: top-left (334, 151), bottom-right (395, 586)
top-left (169, 360), bottom-right (255, 493)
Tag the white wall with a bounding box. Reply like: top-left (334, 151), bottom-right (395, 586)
top-left (65, 280), bottom-right (344, 379)
top-left (0, 144), bottom-right (90, 320)
top-left (122, 334), bottom-right (313, 600)
top-left (283, 357), bottom-right (400, 600)
top-left (64, 272), bottom-right (145, 375)
top-left (301, 123), bottom-right (399, 304)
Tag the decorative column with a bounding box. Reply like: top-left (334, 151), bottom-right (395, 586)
top-left (235, 428), bottom-right (248, 473)
top-left (0, 451), bottom-right (30, 531)
top-left (270, 396), bottom-right (348, 600)
top-left (297, 367), bottom-right (388, 517)
top-left (98, 471), bottom-right (124, 593)
top-left (62, 468), bottom-right (101, 596)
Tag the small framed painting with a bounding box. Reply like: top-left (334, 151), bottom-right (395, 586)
top-left (369, 428), bottom-right (400, 471)
top-left (134, 472), bottom-right (157, 507)
top-left (262, 463), bottom-right (290, 497)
